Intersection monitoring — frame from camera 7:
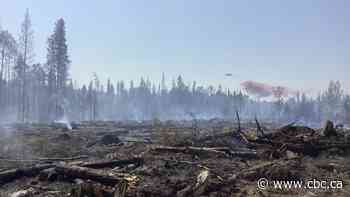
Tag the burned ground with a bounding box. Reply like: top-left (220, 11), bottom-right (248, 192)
top-left (0, 120), bottom-right (350, 197)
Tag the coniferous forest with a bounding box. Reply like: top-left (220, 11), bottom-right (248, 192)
top-left (0, 10), bottom-right (349, 125)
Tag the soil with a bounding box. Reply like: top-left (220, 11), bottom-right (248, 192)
top-left (0, 120), bottom-right (349, 197)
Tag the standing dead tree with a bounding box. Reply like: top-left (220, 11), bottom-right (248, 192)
top-left (235, 110), bottom-right (241, 133)
top-left (233, 111), bottom-right (250, 145)
top-left (255, 116), bottom-right (265, 138)
top-left (18, 9), bottom-right (34, 122)
top-left (188, 111), bottom-right (199, 141)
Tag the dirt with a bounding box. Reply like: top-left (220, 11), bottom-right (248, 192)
top-left (0, 120), bottom-right (350, 197)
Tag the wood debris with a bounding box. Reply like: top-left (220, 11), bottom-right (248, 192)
top-left (1, 120), bottom-right (350, 196)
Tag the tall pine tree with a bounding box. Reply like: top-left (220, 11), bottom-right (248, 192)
top-left (46, 18), bottom-right (70, 120)
top-left (18, 9), bottom-right (34, 122)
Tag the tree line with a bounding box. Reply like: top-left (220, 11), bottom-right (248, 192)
top-left (0, 10), bottom-right (349, 125)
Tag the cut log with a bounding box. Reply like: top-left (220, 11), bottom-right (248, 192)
top-left (0, 164), bottom-right (55, 185)
top-left (37, 155), bottom-right (89, 162)
top-left (208, 147), bottom-right (257, 159)
top-left (79, 157), bottom-right (143, 169)
top-left (152, 145), bottom-right (257, 159)
top-left (55, 165), bottom-right (123, 186)
top-left (0, 155), bottom-right (88, 163)
top-left (152, 146), bottom-right (227, 158)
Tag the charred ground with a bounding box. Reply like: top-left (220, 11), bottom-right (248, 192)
top-left (0, 120), bottom-right (350, 197)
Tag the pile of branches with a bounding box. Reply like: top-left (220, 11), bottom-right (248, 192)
top-left (247, 119), bottom-right (350, 159)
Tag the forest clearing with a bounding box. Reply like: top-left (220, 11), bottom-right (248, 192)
top-left (2, 1), bottom-right (350, 196)
top-left (1, 119), bottom-right (350, 197)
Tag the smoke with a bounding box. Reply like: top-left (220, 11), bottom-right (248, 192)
top-left (0, 124), bottom-right (34, 160)
top-left (240, 80), bottom-right (273, 98)
top-left (240, 80), bottom-right (297, 99)
top-left (0, 111), bottom-right (18, 124)
top-left (55, 115), bottom-right (72, 130)
top-left (54, 96), bottom-right (72, 130)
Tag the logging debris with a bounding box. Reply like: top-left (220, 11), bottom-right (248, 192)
top-left (1, 120), bottom-right (350, 197)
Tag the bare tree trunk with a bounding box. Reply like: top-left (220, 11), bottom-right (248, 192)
top-left (0, 48), bottom-right (5, 108)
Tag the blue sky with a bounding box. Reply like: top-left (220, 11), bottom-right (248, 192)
top-left (1, 0), bottom-right (349, 94)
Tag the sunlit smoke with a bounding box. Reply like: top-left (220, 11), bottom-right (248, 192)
top-left (55, 115), bottom-right (72, 130)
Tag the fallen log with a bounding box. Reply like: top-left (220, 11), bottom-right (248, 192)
top-left (0, 164), bottom-right (55, 185)
top-left (213, 147), bottom-right (257, 159)
top-left (160, 158), bottom-right (201, 166)
top-left (152, 146), bottom-right (228, 158)
top-left (79, 157), bottom-right (143, 169)
top-left (152, 145), bottom-right (257, 159)
top-left (37, 155), bottom-right (89, 162)
top-left (55, 165), bottom-right (124, 186)
top-left (0, 155), bottom-right (88, 163)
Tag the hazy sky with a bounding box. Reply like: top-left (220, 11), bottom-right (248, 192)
top-left (1, 0), bottom-right (349, 94)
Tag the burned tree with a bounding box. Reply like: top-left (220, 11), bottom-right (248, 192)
top-left (344, 95), bottom-right (350, 124)
top-left (272, 86), bottom-right (284, 121)
top-left (18, 9), bottom-right (34, 122)
top-left (255, 116), bottom-right (265, 138)
top-left (0, 30), bottom-right (17, 114)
